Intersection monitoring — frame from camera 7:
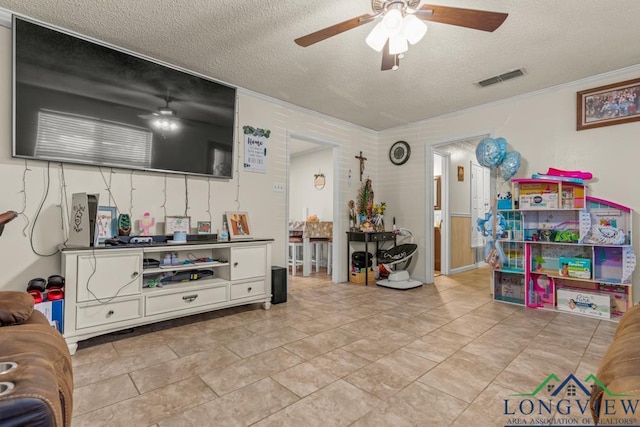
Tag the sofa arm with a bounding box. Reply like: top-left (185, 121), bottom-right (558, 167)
top-left (0, 291), bottom-right (34, 326)
top-left (0, 320), bottom-right (73, 426)
top-left (589, 304), bottom-right (640, 425)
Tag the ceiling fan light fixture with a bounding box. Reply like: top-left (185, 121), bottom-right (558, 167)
top-left (402, 14), bottom-right (428, 45)
top-left (388, 34), bottom-right (408, 55)
top-left (382, 8), bottom-right (403, 35)
top-left (153, 117), bottom-right (179, 132)
top-left (365, 21), bottom-right (388, 52)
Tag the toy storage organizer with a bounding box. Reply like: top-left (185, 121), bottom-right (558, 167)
top-left (492, 178), bottom-right (635, 320)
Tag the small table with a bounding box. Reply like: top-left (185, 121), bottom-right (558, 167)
top-left (346, 231), bottom-right (396, 286)
top-left (289, 221), bottom-right (333, 276)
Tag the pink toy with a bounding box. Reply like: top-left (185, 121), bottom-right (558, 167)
top-left (546, 167), bottom-right (593, 180)
top-left (139, 212), bottom-right (155, 236)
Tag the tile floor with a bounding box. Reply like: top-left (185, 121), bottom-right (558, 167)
top-left (70, 267), bottom-right (615, 426)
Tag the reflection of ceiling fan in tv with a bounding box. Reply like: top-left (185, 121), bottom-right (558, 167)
top-left (295, 0), bottom-right (508, 71)
top-left (138, 92), bottom-right (181, 132)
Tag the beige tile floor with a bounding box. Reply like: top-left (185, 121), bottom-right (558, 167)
top-left (70, 267), bottom-right (616, 426)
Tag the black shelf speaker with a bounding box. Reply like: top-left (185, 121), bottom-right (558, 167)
top-left (271, 266), bottom-right (287, 304)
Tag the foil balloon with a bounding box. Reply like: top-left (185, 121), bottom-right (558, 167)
top-left (500, 151), bottom-right (521, 180)
top-left (494, 137), bottom-right (508, 164)
top-left (475, 138), bottom-right (502, 168)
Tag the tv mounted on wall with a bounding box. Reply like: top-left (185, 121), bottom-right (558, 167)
top-left (12, 16), bottom-right (237, 178)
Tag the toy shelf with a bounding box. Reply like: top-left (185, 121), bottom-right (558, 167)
top-left (491, 178), bottom-right (635, 321)
top-left (511, 178), bottom-right (586, 210)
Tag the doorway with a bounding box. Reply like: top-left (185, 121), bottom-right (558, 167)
top-left (286, 131), bottom-right (340, 283)
top-left (430, 134), bottom-right (491, 278)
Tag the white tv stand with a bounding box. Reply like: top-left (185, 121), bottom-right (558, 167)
top-left (61, 239), bottom-right (273, 355)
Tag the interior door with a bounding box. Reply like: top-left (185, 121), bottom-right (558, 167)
top-left (470, 161), bottom-right (490, 248)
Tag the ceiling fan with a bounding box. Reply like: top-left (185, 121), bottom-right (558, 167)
top-left (295, 0), bottom-right (508, 71)
top-left (139, 92), bottom-right (181, 132)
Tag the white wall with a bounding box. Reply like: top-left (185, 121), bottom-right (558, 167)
top-left (0, 26), bottom-right (377, 290)
top-left (289, 148), bottom-right (333, 221)
top-left (377, 65), bottom-right (640, 303)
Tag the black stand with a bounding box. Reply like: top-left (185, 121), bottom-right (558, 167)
top-left (346, 231), bottom-right (396, 286)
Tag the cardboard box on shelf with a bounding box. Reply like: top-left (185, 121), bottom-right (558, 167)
top-left (34, 299), bottom-right (64, 333)
top-left (559, 257), bottom-right (591, 279)
top-left (520, 193), bottom-right (559, 209)
top-left (350, 268), bottom-right (375, 284)
top-left (556, 288), bottom-right (612, 319)
top-left (501, 283), bottom-right (524, 300)
top-left (598, 284), bottom-right (630, 314)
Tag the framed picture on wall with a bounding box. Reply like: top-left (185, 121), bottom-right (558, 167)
top-left (225, 212), bottom-right (252, 239)
top-left (434, 176), bottom-right (442, 210)
top-left (577, 77), bottom-right (640, 130)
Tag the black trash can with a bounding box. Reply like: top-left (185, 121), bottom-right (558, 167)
top-left (271, 266), bottom-right (287, 304)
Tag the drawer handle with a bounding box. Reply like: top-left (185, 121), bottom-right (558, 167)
top-left (247, 287), bottom-right (252, 292)
top-left (106, 310), bottom-right (114, 317)
top-left (182, 294), bottom-right (199, 303)
top-left (234, 262), bottom-right (238, 267)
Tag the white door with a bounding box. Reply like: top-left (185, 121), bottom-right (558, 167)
top-left (470, 162), bottom-right (490, 248)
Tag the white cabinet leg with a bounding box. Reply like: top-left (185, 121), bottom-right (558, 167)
top-left (67, 342), bottom-right (78, 356)
top-left (263, 301), bottom-right (271, 310)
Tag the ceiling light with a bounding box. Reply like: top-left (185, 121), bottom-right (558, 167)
top-left (382, 8), bottom-right (403, 35)
top-left (402, 14), bottom-right (428, 45)
top-left (365, 21), bottom-right (388, 52)
top-left (365, 2), bottom-right (427, 57)
top-left (153, 117), bottom-right (179, 132)
top-left (388, 35), bottom-right (408, 55)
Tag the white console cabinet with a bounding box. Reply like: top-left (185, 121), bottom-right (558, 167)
top-left (61, 239), bottom-right (273, 354)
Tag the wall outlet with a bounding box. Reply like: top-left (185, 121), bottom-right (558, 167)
top-left (272, 182), bottom-right (285, 192)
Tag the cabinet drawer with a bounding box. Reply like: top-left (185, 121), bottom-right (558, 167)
top-left (230, 246), bottom-right (266, 280)
top-left (370, 232), bottom-right (395, 242)
top-left (230, 280), bottom-right (265, 300)
top-left (77, 252), bottom-right (142, 302)
top-left (145, 285), bottom-right (228, 316)
top-left (76, 298), bottom-right (142, 329)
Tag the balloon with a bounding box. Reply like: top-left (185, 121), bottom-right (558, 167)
top-left (475, 138), bottom-right (503, 168)
top-left (500, 151), bottom-right (521, 180)
top-left (495, 137), bottom-right (508, 163)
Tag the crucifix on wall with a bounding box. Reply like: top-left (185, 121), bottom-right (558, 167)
top-left (355, 151), bottom-right (367, 181)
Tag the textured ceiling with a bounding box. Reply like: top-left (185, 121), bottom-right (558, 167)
top-left (1, 0), bottom-right (639, 131)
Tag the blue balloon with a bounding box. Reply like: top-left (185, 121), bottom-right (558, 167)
top-left (495, 137), bottom-right (508, 163)
top-left (500, 151), bottom-right (521, 180)
top-left (475, 138), bottom-right (502, 168)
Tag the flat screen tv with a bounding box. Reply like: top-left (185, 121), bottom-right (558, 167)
top-left (12, 16), bottom-right (236, 178)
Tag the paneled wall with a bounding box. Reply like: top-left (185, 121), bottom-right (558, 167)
top-left (0, 26), bottom-right (377, 290)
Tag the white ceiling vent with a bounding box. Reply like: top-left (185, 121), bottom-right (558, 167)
top-left (477, 68), bottom-right (526, 87)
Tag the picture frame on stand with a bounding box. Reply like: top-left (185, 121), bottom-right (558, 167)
top-left (225, 212), bottom-right (252, 239)
top-left (165, 216), bottom-right (191, 235)
top-left (96, 206), bottom-right (117, 243)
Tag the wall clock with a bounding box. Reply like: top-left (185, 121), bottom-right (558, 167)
top-left (389, 141), bottom-right (411, 165)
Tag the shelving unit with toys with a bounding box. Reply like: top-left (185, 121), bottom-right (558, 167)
top-left (492, 177), bottom-right (635, 321)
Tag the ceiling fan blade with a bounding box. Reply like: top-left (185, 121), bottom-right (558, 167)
top-left (418, 4), bottom-right (508, 32)
top-left (381, 40), bottom-right (396, 71)
top-left (295, 14), bottom-right (375, 47)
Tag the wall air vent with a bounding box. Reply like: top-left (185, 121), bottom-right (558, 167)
top-left (477, 68), bottom-right (525, 87)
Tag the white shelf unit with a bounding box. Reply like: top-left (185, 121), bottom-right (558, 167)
top-left (61, 239), bottom-right (273, 354)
